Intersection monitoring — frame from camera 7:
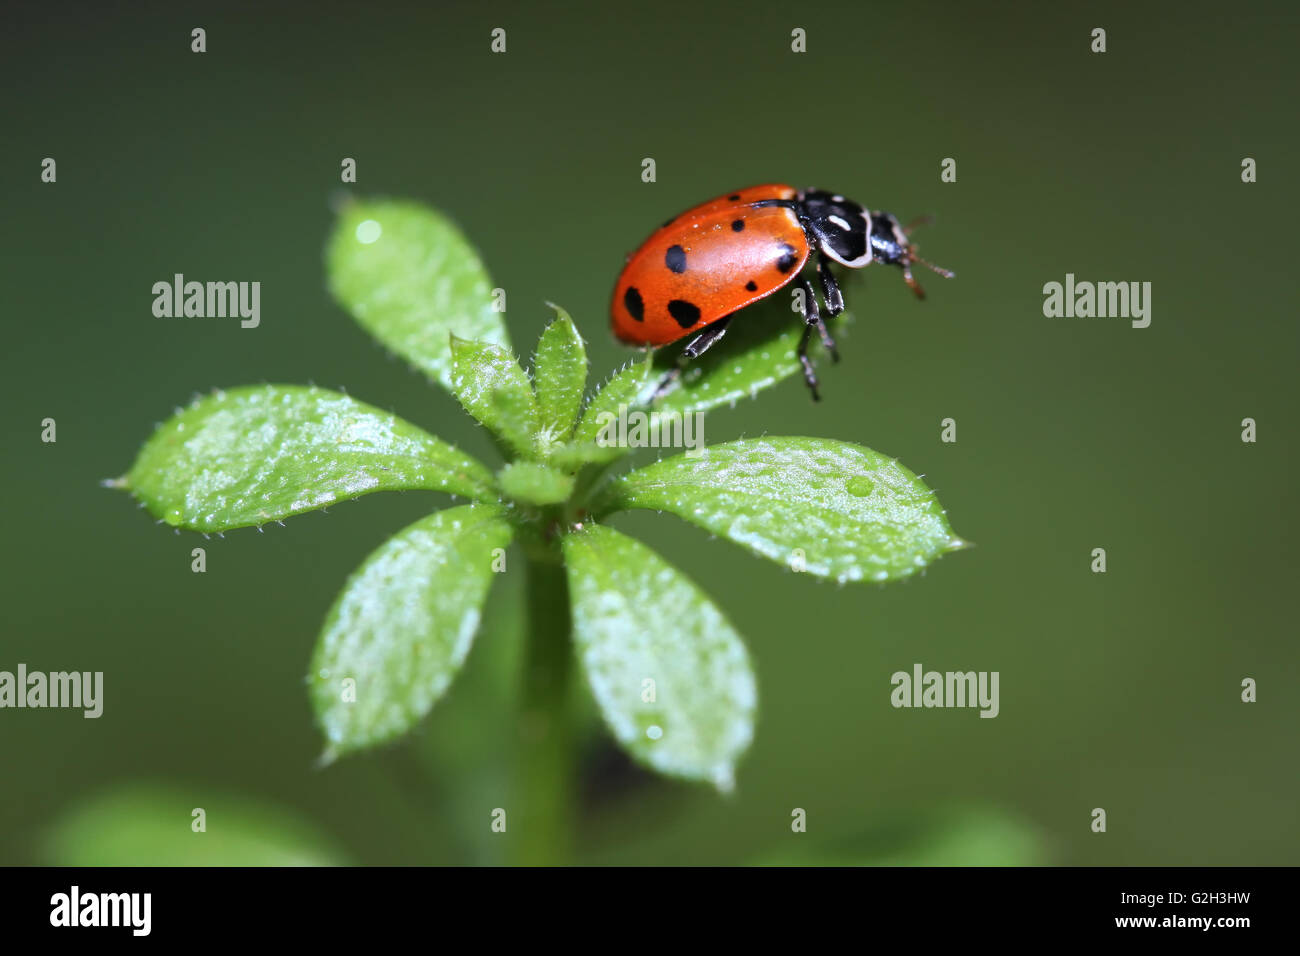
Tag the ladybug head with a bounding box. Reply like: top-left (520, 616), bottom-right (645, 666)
top-left (870, 212), bottom-right (954, 300)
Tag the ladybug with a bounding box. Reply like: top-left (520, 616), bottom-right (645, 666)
top-left (611, 183), bottom-right (952, 400)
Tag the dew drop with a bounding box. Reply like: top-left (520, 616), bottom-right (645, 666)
top-left (355, 219), bottom-right (383, 244)
top-left (845, 476), bottom-right (874, 496)
top-left (645, 725), bottom-right (663, 740)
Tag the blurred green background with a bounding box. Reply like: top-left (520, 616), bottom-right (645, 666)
top-left (3, 0), bottom-right (1296, 865)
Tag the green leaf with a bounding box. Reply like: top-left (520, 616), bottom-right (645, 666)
top-left (598, 437), bottom-right (966, 583)
top-left (753, 807), bottom-right (1045, 867)
top-left (416, 568), bottom-right (525, 865)
top-left (562, 524), bottom-right (755, 790)
top-left (532, 303), bottom-right (588, 448)
top-left (572, 355), bottom-right (655, 448)
top-left (327, 198), bottom-right (508, 390)
top-left (545, 441), bottom-right (627, 472)
top-left (651, 298), bottom-right (850, 416)
top-left (117, 385), bottom-right (495, 532)
top-left (449, 336), bottom-right (539, 459)
top-left (497, 461), bottom-right (574, 506)
top-left (311, 504), bottom-right (513, 758)
top-left (41, 785), bottom-right (347, 866)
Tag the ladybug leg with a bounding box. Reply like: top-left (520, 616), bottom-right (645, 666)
top-left (816, 256), bottom-right (844, 315)
top-left (650, 316), bottom-right (734, 401)
top-left (796, 274), bottom-right (820, 326)
top-left (681, 314), bottom-right (733, 359)
top-left (798, 273), bottom-right (839, 367)
top-left (797, 324), bottom-right (821, 402)
top-left (649, 366), bottom-right (681, 401)
top-left (813, 258), bottom-right (842, 363)
top-left (816, 320), bottom-right (840, 363)
top-left (794, 276), bottom-right (823, 401)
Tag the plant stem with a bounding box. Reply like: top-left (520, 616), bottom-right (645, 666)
top-left (514, 549), bottom-right (574, 865)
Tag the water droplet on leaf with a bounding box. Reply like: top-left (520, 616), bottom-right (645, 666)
top-left (845, 476), bottom-right (874, 496)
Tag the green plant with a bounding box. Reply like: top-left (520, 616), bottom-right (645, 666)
top-left (109, 197), bottom-right (966, 864)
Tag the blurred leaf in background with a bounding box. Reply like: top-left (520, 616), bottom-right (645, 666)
top-left (41, 785), bottom-right (348, 866)
top-left (754, 806), bottom-right (1046, 867)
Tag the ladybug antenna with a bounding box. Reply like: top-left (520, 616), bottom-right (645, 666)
top-left (901, 249), bottom-right (954, 300)
top-left (913, 253), bottom-right (954, 279)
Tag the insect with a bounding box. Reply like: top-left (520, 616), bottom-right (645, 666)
top-left (610, 184), bottom-right (952, 400)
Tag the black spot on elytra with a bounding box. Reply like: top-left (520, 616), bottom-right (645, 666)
top-left (776, 242), bottom-right (799, 273)
top-left (624, 286), bottom-right (644, 321)
top-left (667, 299), bottom-right (701, 328)
top-left (728, 193), bottom-right (741, 201)
top-left (665, 245), bottom-right (687, 274)
top-left (731, 219), bottom-right (745, 232)
top-left (745, 280), bottom-right (758, 292)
